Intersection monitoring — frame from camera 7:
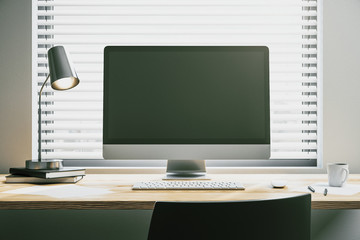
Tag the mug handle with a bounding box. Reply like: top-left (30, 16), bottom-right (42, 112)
top-left (341, 168), bottom-right (349, 185)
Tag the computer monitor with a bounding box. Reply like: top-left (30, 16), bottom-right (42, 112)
top-left (103, 46), bottom-right (270, 178)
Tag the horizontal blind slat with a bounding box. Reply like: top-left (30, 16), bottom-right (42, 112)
top-left (42, 123), bottom-right (101, 130)
top-left (37, 19), bottom-right (318, 26)
top-left (42, 142), bottom-right (102, 149)
top-left (37, 29), bottom-right (318, 35)
top-left (42, 152), bottom-right (103, 160)
top-left (271, 152), bottom-right (317, 159)
top-left (42, 133), bottom-right (102, 140)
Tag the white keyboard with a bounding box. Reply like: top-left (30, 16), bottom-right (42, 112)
top-left (132, 181), bottom-right (245, 190)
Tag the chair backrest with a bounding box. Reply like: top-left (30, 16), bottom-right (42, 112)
top-left (148, 194), bottom-right (311, 240)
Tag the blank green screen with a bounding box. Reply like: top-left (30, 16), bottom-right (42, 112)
top-left (104, 46), bottom-right (269, 144)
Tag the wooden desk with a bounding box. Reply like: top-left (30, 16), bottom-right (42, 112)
top-left (1, 174), bottom-right (360, 210)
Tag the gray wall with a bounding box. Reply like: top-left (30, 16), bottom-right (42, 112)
top-left (323, 0), bottom-right (360, 173)
top-left (1, 0), bottom-right (360, 239)
top-left (0, 0), bottom-right (32, 173)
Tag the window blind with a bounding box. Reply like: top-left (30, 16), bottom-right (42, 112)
top-left (34, 0), bottom-right (319, 160)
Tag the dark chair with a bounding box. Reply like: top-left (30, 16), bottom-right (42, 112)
top-left (148, 194), bottom-right (311, 240)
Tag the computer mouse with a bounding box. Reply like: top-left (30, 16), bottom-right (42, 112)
top-left (271, 180), bottom-right (287, 188)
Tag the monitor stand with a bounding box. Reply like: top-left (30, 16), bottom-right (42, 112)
top-left (163, 160), bottom-right (210, 180)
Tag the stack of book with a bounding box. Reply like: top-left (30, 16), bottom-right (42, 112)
top-left (5, 167), bottom-right (86, 183)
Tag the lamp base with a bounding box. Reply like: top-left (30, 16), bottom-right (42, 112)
top-left (26, 159), bottom-right (63, 170)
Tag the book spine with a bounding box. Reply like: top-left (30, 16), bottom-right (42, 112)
top-left (9, 168), bottom-right (46, 178)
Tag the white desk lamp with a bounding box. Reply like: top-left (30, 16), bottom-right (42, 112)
top-left (26, 46), bottom-right (79, 170)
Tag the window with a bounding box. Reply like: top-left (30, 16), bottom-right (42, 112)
top-left (33, 0), bottom-right (321, 166)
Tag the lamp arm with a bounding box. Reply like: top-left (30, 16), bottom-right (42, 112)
top-left (38, 74), bottom-right (50, 162)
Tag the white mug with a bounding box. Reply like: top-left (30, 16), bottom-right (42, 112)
top-left (327, 163), bottom-right (349, 187)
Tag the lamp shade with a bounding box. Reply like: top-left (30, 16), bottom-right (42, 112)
top-left (48, 46), bottom-right (79, 90)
